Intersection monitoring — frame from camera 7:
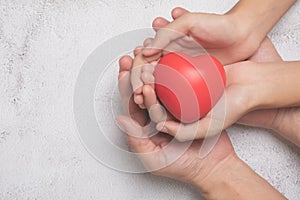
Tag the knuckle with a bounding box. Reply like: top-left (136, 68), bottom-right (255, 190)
top-left (175, 133), bottom-right (188, 142)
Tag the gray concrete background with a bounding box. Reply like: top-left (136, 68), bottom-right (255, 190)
top-left (0, 0), bottom-right (299, 199)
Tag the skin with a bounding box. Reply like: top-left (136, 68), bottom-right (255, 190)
top-left (116, 39), bottom-right (287, 198)
top-left (130, 6), bottom-right (300, 145)
top-left (116, 1), bottom-right (298, 199)
top-left (131, 0), bottom-right (296, 107)
top-left (143, 0), bottom-right (296, 64)
top-left (152, 59), bottom-right (300, 143)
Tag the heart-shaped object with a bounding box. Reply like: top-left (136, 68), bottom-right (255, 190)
top-left (154, 52), bottom-right (226, 123)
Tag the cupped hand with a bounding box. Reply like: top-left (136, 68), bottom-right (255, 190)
top-left (130, 7), bottom-right (300, 145)
top-left (142, 7), bottom-right (262, 65)
top-left (131, 7), bottom-right (249, 108)
top-left (143, 37), bottom-right (298, 142)
top-left (117, 55), bottom-right (236, 185)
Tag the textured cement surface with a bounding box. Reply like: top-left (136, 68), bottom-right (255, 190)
top-left (0, 0), bottom-right (300, 199)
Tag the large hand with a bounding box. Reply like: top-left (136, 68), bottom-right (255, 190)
top-left (130, 6), bottom-right (264, 109)
top-left (116, 54), bottom-right (286, 200)
top-left (117, 54), bottom-right (235, 185)
top-left (130, 7), bottom-right (253, 108)
top-left (143, 37), bottom-right (300, 143)
top-left (142, 34), bottom-right (300, 146)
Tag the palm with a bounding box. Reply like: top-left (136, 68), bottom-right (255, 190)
top-left (136, 130), bottom-right (234, 183)
top-left (183, 14), bottom-right (257, 64)
top-left (118, 55), bottom-right (234, 183)
top-left (149, 35), bottom-right (295, 141)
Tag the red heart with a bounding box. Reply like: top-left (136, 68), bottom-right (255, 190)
top-left (154, 52), bottom-right (226, 123)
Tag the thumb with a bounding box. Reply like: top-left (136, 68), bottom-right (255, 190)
top-left (116, 116), bottom-right (156, 152)
top-left (116, 116), bottom-right (144, 138)
top-left (171, 7), bottom-right (189, 19)
top-left (142, 13), bottom-right (192, 57)
top-left (156, 117), bottom-right (213, 142)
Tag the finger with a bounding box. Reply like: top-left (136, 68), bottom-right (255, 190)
top-left (143, 38), bottom-right (154, 47)
top-left (119, 55), bottom-right (149, 125)
top-left (130, 53), bottom-right (158, 93)
top-left (144, 14), bottom-right (191, 56)
top-left (152, 17), bottom-right (170, 31)
top-left (118, 59), bottom-right (142, 118)
top-left (156, 102), bottom-right (228, 142)
top-left (119, 55), bottom-right (133, 72)
top-left (156, 118), bottom-right (211, 142)
top-left (118, 71), bottom-right (131, 99)
top-left (143, 85), bottom-right (167, 123)
top-left (116, 116), bottom-right (145, 138)
top-left (138, 103), bottom-right (146, 109)
top-left (116, 116), bottom-right (161, 164)
top-left (141, 71), bottom-right (155, 85)
top-left (142, 63), bottom-right (155, 73)
top-left (118, 56), bottom-right (133, 101)
top-left (171, 7), bottom-right (189, 19)
top-left (142, 52), bottom-right (162, 63)
top-left (134, 93), bottom-right (144, 105)
top-left (134, 46), bottom-right (144, 57)
top-left (130, 57), bottom-right (144, 94)
top-left (119, 68), bottom-right (147, 124)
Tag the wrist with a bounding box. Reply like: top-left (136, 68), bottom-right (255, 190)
top-left (192, 153), bottom-right (241, 199)
top-left (225, 6), bottom-right (262, 48)
top-left (225, 0), bottom-right (296, 47)
top-left (193, 153), bottom-right (286, 200)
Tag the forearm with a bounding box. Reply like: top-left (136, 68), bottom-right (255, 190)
top-left (227, 0), bottom-right (296, 43)
top-left (194, 155), bottom-right (286, 200)
top-left (254, 61), bottom-right (300, 108)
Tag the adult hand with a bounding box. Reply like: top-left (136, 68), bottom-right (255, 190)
top-left (143, 0), bottom-right (296, 65)
top-left (131, 1), bottom-right (297, 115)
top-left (142, 7), bottom-right (260, 65)
top-left (116, 54), bottom-right (286, 200)
top-left (117, 54), bottom-right (235, 183)
top-left (130, 7), bottom-right (254, 106)
top-left (142, 36), bottom-right (300, 144)
top-left (140, 38), bottom-right (277, 141)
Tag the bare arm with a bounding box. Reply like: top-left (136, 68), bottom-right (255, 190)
top-left (228, 0), bottom-right (296, 43)
top-left (252, 61), bottom-right (300, 108)
top-left (195, 155), bottom-right (286, 200)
